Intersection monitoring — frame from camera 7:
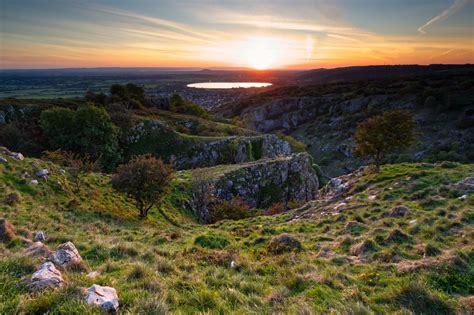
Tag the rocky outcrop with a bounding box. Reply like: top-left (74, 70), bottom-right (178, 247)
top-left (52, 241), bottom-right (83, 268)
top-left (28, 262), bottom-right (64, 292)
top-left (186, 153), bottom-right (319, 223)
top-left (85, 284), bottom-right (119, 312)
top-left (127, 119), bottom-right (293, 170)
top-left (173, 134), bottom-right (292, 169)
top-left (235, 95), bottom-right (413, 132)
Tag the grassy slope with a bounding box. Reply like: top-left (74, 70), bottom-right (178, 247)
top-left (1, 157), bottom-right (473, 314)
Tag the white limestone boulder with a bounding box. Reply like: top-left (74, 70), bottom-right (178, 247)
top-left (28, 262), bottom-right (64, 291)
top-left (85, 284), bottom-right (119, 312)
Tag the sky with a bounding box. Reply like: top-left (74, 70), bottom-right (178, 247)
top-left (1, 0), bottom-right (473, 69)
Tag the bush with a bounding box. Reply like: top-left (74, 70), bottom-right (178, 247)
top-left (210, 197), bottom-right (252, 223)
top-left (112, 154), bottom-right (173, 218)
top-left (194, 234), bottom-right (230, 249)
top-left (41, 105), bottom-right (121, 169)
top-left (169, 94), bottom-right (208, 118)
top-left (267, 233), bottom-right (302, 254)
top-left (265, 202), bottom-right (286, 216)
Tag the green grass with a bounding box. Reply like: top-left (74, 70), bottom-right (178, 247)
top-left (1, 157), bottom-right (473, 313)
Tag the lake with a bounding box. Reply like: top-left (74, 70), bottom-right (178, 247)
top-left (187, 82), bottom-right (272, 89)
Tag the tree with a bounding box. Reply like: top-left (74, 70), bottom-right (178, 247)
top-left (354, 110), bottom-right (415, 172)
top-left (111, 154), bottom-right (173, 218)
top-left (41, 105), bottom-right (121, 169)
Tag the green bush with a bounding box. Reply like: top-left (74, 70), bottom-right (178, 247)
top-left (169, 94), bottom-right (208, 118)
top-left (210, 197), bottom-right (252, 222)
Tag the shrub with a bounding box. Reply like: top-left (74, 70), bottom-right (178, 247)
top-left (265, 202), bottom-right (286, 216)
top-left (41, 105), bottom-right (121, 169)
top-left (194, 234), bottom-right (230, 249)
top-left (210, 197), bottom-right (252, 223)
top-left (112, 154), bottom-right (173, 218)
top-left (169, 94), bottom-right (208, 117)
top-left (354, 110), bottom-right (415, 171)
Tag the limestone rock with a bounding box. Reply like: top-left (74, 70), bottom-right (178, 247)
top-left (36, 169), bottom-right (49, 178)
top-left (85, 284), bottom-right (119, 312)
top-left (87, 271), bottom-right (100, 279)
top-left (0, 156), bottom-right (7, 163)
top-left (188, 153), bottom-right (319, 223)
top-left (11, 152), bottom-right (24, 160)
top-left (28, 262), bottom-right (64, 291)
top-left (52, 241), bottom-right (83, 268)
top-left (267, 233), bottom-right (302, 254)
top-left (0, 219), bottom-right (16, 242)
top-left (34, 231), bottom-right (47, 242)
top-left (29, 179), bottom-right (39, 186)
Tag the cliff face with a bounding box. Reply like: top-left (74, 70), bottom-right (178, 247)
top-left (127, 120), bottom-right (292, 170)
top-left (185, 153), bottom-right (319, 223)
top-left (240, 95), bottom-right (414, 132)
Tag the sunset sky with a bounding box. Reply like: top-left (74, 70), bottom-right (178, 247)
top-left (1, 0), bottom-right (473, 69)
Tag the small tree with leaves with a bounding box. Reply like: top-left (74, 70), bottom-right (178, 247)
top-left (354, 109), bottom-right (415, 172)
top-left (111, 154), bottom-right (173, 218)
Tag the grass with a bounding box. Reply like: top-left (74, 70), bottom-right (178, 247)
top-left (0, 157), bottom-right (473, 313)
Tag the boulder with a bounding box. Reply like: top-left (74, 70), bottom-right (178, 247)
top-left (28, 262), bottom-right (64, 292)
top-left (267, 233), bottom-right (302, 254)
top-left (389, 206), bottom-right (408, 217)
top-left (452, 177), bottom-right (474, 195)
top-left (34, 231), bottom-right (47, 242)
top-left (0, 219), bottom-right (16, 242)
top-left (85, 284), bottom-right (119, 312)
top-left (0, 157), bottom-right (7, 163)
top-left (29, 179), bottom-right (39, 186)
top-left (52, 241), bottom-right (83, 268)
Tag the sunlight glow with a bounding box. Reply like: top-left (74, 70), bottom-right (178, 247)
top-left (242, 37), bottom-right (283, 70)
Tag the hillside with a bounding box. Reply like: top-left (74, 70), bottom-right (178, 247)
top-left (1, 151), bottom-right (473, 313)
top-left (215, 70), bottom-right (474, 176)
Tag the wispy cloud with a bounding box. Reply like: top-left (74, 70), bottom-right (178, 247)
top-left (418, 0), bottom-right (471, 34)
top-left (96, 6), bottom-right (218, 40)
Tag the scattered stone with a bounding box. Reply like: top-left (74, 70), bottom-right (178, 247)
top-left (36, 169), bottom-right (49, 179)
top-left (368, 195), bottom-right (377, 201)
top-left (0, 156), bottom-right (7, 163)
top-left (85, 284), bottom-right (119, 312)
top-left (0, 219), bottom-right (16, 242)
top-left (230, 261), bottom-right (236, 269)
top-left (26, 241), bottom-right (52, 257)
top-left (11, 152), bottom-right (24, 160)
top-left (350, 239), bottom-right (377, 256)
top-left (409, 219), bottom-right (418, 225)
top-left (333, 202), bottom-right (347, 212)
top-left (28, 262), bottom-right (64, 292)
top-left (34, 231), bottom-right (47, 242)
top-left (59, 168), bottom-right (66, 174)
top-left (267, 233), bottom-right (302, 254)
top-left (458, 194), bottom-right (467, 200)
top-left (87, 271), bottom-right (100, 279)
top-left (389, 206), bottom-right (409, 217)
top-left (29, 179), bottom-right (39, 186)
top-left (52, 241), bottom-right (83, 268)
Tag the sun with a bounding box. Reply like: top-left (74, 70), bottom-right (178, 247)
top-left (243, 37), bottom-right (278, 70)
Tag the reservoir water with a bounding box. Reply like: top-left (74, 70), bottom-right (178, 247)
top-left (187, 82), bottom-right (272, 89)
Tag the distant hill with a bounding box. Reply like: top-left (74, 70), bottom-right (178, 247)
top-left (295, 64), bottom-right (474, 85)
